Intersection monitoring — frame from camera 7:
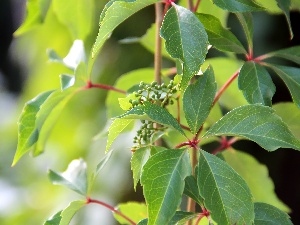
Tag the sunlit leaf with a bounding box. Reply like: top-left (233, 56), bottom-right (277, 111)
top-left (196, 13), bottom-right (247, 54)
top-left (106, 118), bottom-right (134, 152)
top-left (119, 102), bottom-right (186, 137)
top-left (203, 104), bottom-right (300, 151)
top-left (276, 0), bottom-right (293, 39)
top-left (183, 66), bottom-right (217, 134)
top-left (13, 91), bottom-right (53, 166)
top-left (60, 75), bottom-right (75, 91)
top-left (267, 64), bottom-right (300, 108)
top-left (114, 202), bottom-right (147, 224)
top-left (44, 211), bottom-right (62, 225)
top-left (60, 200), bottom-right (85, 225)
top-left (212, 0), bottom-right (264, 12)
top-left (273, 102), bottom-right (300, 139)
top-left (141, 149), bottom-right (191, 225)
top-left (223, 148), bottom-right (290, 212)
top-left (48, 159), bottom-right (88, 196)
top-left (52, 0), bottom-right (94, 40)
top-left (131, 146), bottom-right (151, 190)
top-left (160, 4), bottom-right (209, 91)
top-left (238, 61), bottom-right (275, 106)
top-left (254, 202), bottom-right (293, 225)
top-left (92, 0), bottom-right (158, 59)
top-left (197, 150), bottom-right (254, 225)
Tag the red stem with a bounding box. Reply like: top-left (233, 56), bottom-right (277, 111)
top-left (212, 136), bottom-right (239, 155)
top-left (212, 69), bottom-right (240, 106)
top-left (86, 197), bottom-right (136, 225)
top-left (193, 0), bottom-right (202, 12)
top-left (84, 80), bottom-right (126, 94)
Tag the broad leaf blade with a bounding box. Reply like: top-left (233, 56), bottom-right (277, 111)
top-left (266, 46), bottom-right (300, 65)
top-left (48, 159), bottom-right (88, 196)
top-left (267, 64), bottom-right (300, 108)
top-left (196, 13), bottom-right (247, 54)
top-left (52, 0), bottom-right (94, 40)
top-left (106, 118), bottom-right (134, 152)
top-left (44, 211), bottom-right (62, 225)
top-left (119, 102), bottom-right (186, 137)
top-left (223, 148), bottom-right (290, 212)
top-left (212, 0), bottom-right (264, 12)
top-left (13, 90), bottom-right (54, 166)
top-left (141, 149), bottom-right (192, 225)
top-left (203, 104), bottom-right (300, 151)
top-left (114, 202), bottom-right (147, 224)
top-left (183, 66), bottom-right (217, 134)
top-left (276, 0), bottom-right (293, 39)
top-left (60, 75), bottom-right (75, 91)
top-left (254, 202), bottom-right (293, 225)
top-left (131, 146), bottom-right (151, 190)
top-left (160, 4), bottom-right (209, 91)
top-left (92, 0), bottom-right (158, 59)
top-left (238, 61), bottom-right (275, 106)
top-left (197, 150), bottom-right (254, 225)
top-left (184, 175), bottom-right (203, 206)
top-left (60, 200), bottom-right (85, 225)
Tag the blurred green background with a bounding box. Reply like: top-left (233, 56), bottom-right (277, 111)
top-left (1, 0), bottom-right (300, 224)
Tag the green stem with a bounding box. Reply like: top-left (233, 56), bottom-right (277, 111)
top-left (86, 197), bottom-right (136, 225)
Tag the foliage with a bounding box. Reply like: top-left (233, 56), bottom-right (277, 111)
top-left (10, 0), bottom-right (300, 224)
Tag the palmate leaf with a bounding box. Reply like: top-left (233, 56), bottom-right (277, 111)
top-left (254, 202), bottom-right (293, 225)
top-left (276, 0), bottom-right (293, 39)
top-left (118, 102), bottom-right (186, 137)
top-left (48, 159), bottom-right (88, 196)
top-left (266, 46), bottom-right (300, 65)
top-left (141, 149), bottom-right (192, 225)
top-left (92, 0), bottom-right (159, 59)
top-left (222, 148), bottom-right (290, 212)
top-left (203, 104), bottom-right (300, 151)
top-left (160, 4), bottom-right (209, 91)
top-left (183, 66), bottom-right (217, 134)
top-left (196, 13), bottom-right (247, 54)
top-left (184, 175), bottom-right (203, 206)
top-left (267, 64), bottom-right (300, 108)
top-left (197, 150), bottom-right (254, 225)
top-left (238, 61), bottom-right (276, 106)
top-left (235, 13), bottom-right (253, 51)
top-left (212, 0), bottom-right (264, 12)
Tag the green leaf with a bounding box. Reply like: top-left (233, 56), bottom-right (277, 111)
top-left (267, 64), bottom-right (300, 108)
top-left (184, 176), bottom-right (203, 206)
top-left (92, 0), bottom-right (158, 59)
top-left (235, 13), bottom-right (253, 51)
top-left (183, 66), bottom-right (217, 134)
top-left (212, 0), bottom-right (264, 12)
top-left (106, 119), bottom-right (134, 152)
top-left (119, 102), bottom-right (186, 137)
top-left (203, 104), bottom-right (300, 151)
top-left (13, 90), bottom-right (54, 166)
top-left (131, 146), bottom-right (151, 190)
top-left (52, 0), bottom-right (94, 40)
top-left (254, 202), bottom-right (293, 225)
top-left (44, 211), bottom-right (62, 225)
top-left (14, 0), bottom-right (50, 35)
top-left (114, 202), bottom-right (147, 224)
top-left (273, 102), bottom-right (300, 139)
top-left (141, 149), bottom-right (192, 225)
top-left (266, 46), bottom-right (300, 65)
top-left (160, 4), bottom-right (209, 91)
top-left (48, 158), bottom-right (88, 196)
top-left (197, 150), bottom-right (254, 225)
top-left (95, 149), bottom-right (114, 174)
top-left (33, 87), bottom-right (78, 156)
top-left (60, 200), bottom-right (85, 225)
top-left (276, 0), bottom-right (293, 39)
top-left (238, 61), bottom-right (275, 106)
top-left (196, 13), bottom-right (247, 54)
top-left (60, 75), bottom-right (75, 91)
top-left (137, 219), bottom-right (148, 225)
top-left (222, 148), bottom-right (290, 212)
